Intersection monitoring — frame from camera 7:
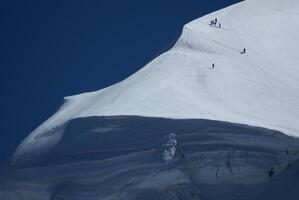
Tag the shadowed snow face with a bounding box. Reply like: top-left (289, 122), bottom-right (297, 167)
top-left (2, 116), bottom-right (299, 200)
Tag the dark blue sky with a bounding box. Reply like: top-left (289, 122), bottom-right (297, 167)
top-left (0, 0), bottom-right (241, 166)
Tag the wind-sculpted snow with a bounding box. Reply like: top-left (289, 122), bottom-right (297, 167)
top-left (1, 116), bottom-right (299, 199)
top-left (11, 0), bottom-right (299, 164)
top-left (163, 133), bottom-right (178, 163)
top-left (3, 0), bottom-right (299, 199)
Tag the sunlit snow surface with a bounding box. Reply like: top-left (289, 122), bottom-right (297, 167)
top-left (11, 0), bottom-right (299, 163)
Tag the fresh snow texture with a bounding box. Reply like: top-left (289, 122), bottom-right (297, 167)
top-left (12, 0), bottom-right (299, 163)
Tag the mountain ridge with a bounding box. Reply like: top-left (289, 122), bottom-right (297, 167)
top-left (12, 0), bottom-right (299, 164)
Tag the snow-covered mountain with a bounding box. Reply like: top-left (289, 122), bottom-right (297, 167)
top-left (11, 0), bottom-right (299, 165)
top-left (1, 0), bottom-right (299, 199)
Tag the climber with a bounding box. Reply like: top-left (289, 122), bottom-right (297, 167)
top-left (212, 64), bottom-right (215, 69)
top-left (218, 23), bottom-right (221, 28)
top-left (268, 167), bottom-right (275, 178)
top-left (211, 20), bottom-right (216, 27)
top-left (241, 48), bottom-right (246, 54)
top-left (215, 18), bottom-right (218, 24)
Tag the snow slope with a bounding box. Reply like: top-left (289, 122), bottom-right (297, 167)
top-left (2, 116), bottom-right (299, 200)
top-left (11, 0), bottom-right (299, 164)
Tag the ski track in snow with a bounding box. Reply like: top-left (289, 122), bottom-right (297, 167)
top-left (11, 0), bottom-right (299, 164)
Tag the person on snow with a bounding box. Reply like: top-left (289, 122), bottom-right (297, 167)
top-left (215, 18), bottom-right (218, 24)
top-left (212, 64), bottom-right (215, 69)
top-left (212, 20), bottom-right (216, 27)
top-left (210, 20), bottom-right (214, 26)
top-left (218, 23), bottom-right (221, 28)
top-left (241, 48), bottom-right (246, 54)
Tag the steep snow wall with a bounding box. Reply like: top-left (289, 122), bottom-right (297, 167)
top-left (11, 0), bottom-right (299, 164)
top-left (2, 116), bottom-right (299, 200)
